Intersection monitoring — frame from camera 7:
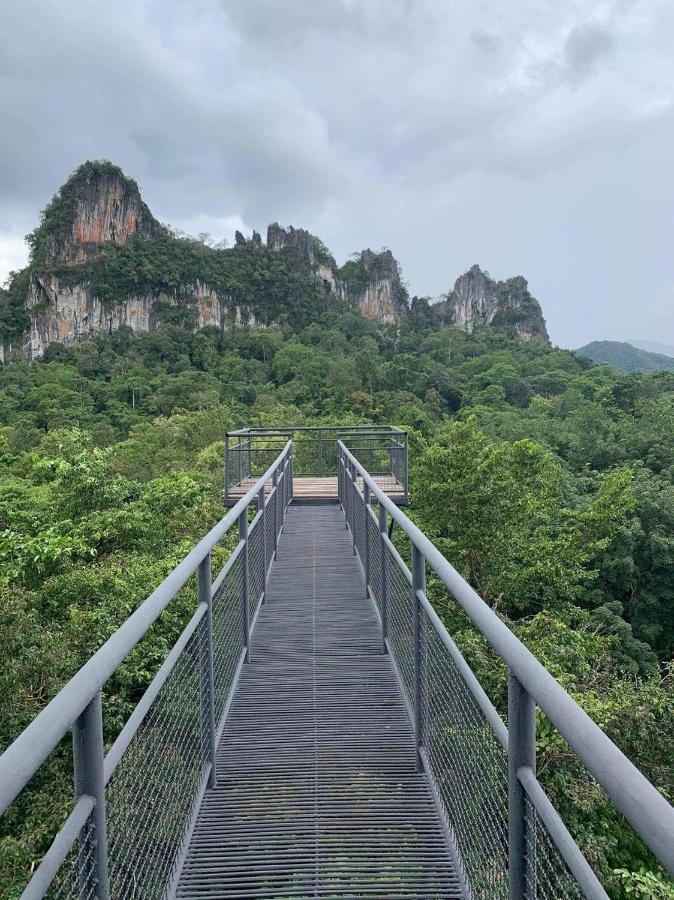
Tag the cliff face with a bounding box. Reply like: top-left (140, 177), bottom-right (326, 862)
top-left (438, 265), bottom-right (549, 343)
top-left (24, 274), bottom-right (252, 359)
top-left (33, 161), bottom-right (159, 266)
top-left (267, 224), bottom-right (408, 322)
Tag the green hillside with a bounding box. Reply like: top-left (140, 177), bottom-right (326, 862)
top-left (576, 339), bottom-right (674, 373)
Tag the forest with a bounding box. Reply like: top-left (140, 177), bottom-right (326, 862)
top-left (0, 305), bottom-right (673, 897)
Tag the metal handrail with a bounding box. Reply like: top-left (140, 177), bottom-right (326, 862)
top-left (0, 441), bottom-right (293, 898)
top-left (337, 440), bottom-right (674, 889)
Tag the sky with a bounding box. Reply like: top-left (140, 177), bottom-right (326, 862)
top-left (1, 0), bottom-right (674, 349)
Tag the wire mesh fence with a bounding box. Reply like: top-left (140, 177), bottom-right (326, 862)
top-left (422, 615), bottom-right (509, 897)
top-left (248, 511), bottom-right (266, 615)
top-left (105, 615), bottom-right (209, 899)
top-left (337, 442), bottom-right (630, 900)
top-left (524, 795), bottom-right (586, 900)
top-left (45, 809), bottom-right (98, 900)
top-left (212, 551), bottom-right (245, 722)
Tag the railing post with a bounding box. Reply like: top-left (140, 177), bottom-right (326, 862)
top-left (508, 671), bottom-right (536, 900)
top-left (272, 469), bottom-right (279, 559)
top-left (258, 487), bottom-right (267, 601)
top-left (237, 439), bottom-right (242, 485)
top-left (363, 483), bottom-right (370, 599)
top-left (73, 692), bottom-right (110, 900)
top-left (198, 552), bottom-right (217, 788)
top-left (289, 446), bottom-right (294, 502)
top-left (404, 432), bottom-right (409, 501)
top-left (378, 503), bottom-right (388, 654)
top-left (224, 433), bottom-right (229, 503)
top-left (318, 430), bottom-right (323, 477)
top-left (412, 543), bottom-right (425, 773)
top-left (239, 509), bottom-right (250, 663)
top-left (350, 462), bottom-right (357, 556)
top-left (247, 436), bottom-right (252, 480)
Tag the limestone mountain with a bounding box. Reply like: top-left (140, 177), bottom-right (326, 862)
top-left (435, 264), bottom-right (549, 344)
top-left (0, 161), bottom-right (549, 359)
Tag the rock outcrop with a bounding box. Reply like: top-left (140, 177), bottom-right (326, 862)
top-left (267, 224), bottom-right (408, 322)
top-left (32, 161), bottom-right (159, 266)
top-left (436, 265), bottom-right (549, 343)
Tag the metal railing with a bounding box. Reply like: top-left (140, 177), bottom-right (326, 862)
top-left (225, 425), bottom-right (408, 500)
top-left (0, 442), bottom-right (294, 900)
top-left (338, 441), bottom-right (674, 899)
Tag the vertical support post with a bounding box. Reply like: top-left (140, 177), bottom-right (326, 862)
top-left (412, 543), bottom-right (425, 773)
top-left (247, 436), bottom-right (252, 480)
top-left (404, 432), bottom-right (409, 502)
top-left (272, 469), bottom-right (279, 559)
top-left (73, 692), bottom-right (110, 900)
top-left (224, 433), bottom-right (229, 503)
top-left (258, 487), bottom-right (267, 600)
top-left (237, 439), bottom-right (242, 485)
top-left (289, 446), bottom-right (294, 502)
top-left (198, 552), bottom-right (217, 788)
top-left (318, 430), bottom-right (323, 477)
top-left (363, 483), bottom-right (371, 599)
top-left (350, 462), bottom-right (357, 556)
top-left (379, 503), bottom-right (388, 654)
top-left (508, 671), bottom-right (536, 900)
top-left (239, 509), bottom-right (250, 663)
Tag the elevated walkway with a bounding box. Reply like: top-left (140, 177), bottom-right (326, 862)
top-left (178, 504), bottom-right (461, 897)
top-left (1, 433), bottom-right (673, 900)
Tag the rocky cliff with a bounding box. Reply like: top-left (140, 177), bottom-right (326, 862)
top-left (267, 224), bottom-right (408, 323)
top-left (436, 264), bottom-right (549, 343)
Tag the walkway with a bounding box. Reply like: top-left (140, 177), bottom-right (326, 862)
top-left (177, 503), bottom-right (461, 898)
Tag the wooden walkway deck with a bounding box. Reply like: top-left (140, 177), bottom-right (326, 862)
top-left (177, 503), bottom-right (461, 898)
top-left (226, 475), bottom-right (407, 505)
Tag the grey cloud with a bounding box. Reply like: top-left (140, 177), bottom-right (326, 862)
top-left (563, 22), bottom-right (616, 84)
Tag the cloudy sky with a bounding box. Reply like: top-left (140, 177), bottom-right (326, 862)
top-left (1, 0), bottom-right (673, 348)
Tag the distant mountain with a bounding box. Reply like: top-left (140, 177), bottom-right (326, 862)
top-left (575, 340), bottom-right (674, 373)
top-left (628, 339), bottom-right (674, 359)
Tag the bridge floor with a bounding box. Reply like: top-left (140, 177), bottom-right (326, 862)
top-left (177, 503), bottom-right (461, 899)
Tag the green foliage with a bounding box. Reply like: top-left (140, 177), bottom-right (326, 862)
top-left (2, 297), bottom-right (674, 896)
top-left (576, 341), bottom-right (674, 373)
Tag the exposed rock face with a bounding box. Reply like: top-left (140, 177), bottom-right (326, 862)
top-left (336, 249), bottom-right (408, 322)
top-left (24, 274), bottom-right (251, 358)
top-left (437, 264), bottom-right (549, 343)
top-left (39, 163), bottom-right (159, 265)
top-left (267, 224), bottom-right (408, 322)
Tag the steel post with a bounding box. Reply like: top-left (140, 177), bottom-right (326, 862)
top-left (364, 483), bottom-right (371, 599)
top-left (73, 692), bottom-right (110, 900)
top-left (198, 552), bottom-right (217, 787)
top-left (508, 671), bottom-right (536, 900)
top-left (239, 510), bottom-right (250, 663)
top-left (379, 503), bottom-right (388, 654)
top-left (350, 462), bottom-right (357, 556)
top-left (258, 487), bottom-right (267, 601)
top-left (224, 434), bottom-right (229, 502)
top-left (412, 543), bottom-right (425, 773)
top-left (272, 470), bottom-right (279, 559)
top-left (318, 430), bottom-right (323, 477)
top-left (237, 440), bottom-right (242, 485)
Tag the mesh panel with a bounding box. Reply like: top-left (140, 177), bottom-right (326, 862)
top-left (213, 551), bottom-right (245, 722)
top-left (422, 616), bottom-right (509, 897)
top-left (248, 512), bottom-right (265, 615)
top-left (386, 543), bottom-right (415, 710)
top-left (265, 490), bottom-right (276, 568)
top-left (367, 506), bottom-right (382, 613)
top-left (105, 615), bottom-right (209, 899)
top-left (524, 795), bottom-right (585, 900)
top-left (353, 488), bottom-right (367, 562)
top-left (45, 809), bottom-right (97, 900)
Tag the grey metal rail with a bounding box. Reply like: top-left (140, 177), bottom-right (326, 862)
top-left (337, 440), bottom-right (674, 899)
top-left (0, 442), bottom-right (293, 899)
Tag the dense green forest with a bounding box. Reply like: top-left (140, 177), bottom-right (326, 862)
top-left (1, 306), bottom-right (673, 897)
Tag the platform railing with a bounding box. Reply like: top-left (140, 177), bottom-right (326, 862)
top-left (225, 425), bottom-right (408, 500)
top-left (338, 441), bottom-right (674, 900)
top-left (0, 443), bottom-right (293, 900)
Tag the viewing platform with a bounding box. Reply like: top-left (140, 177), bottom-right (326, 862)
top-left (224, 425), bottom-right (409, 506)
